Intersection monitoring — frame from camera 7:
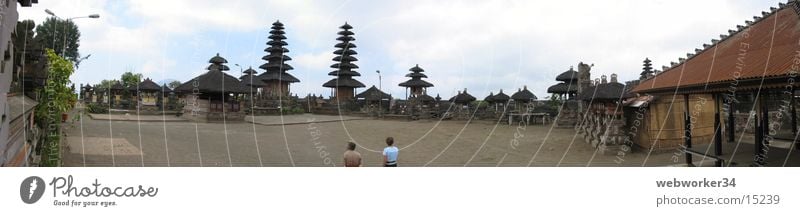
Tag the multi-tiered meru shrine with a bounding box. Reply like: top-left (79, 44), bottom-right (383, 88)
top-left (323, 23), bottom-right (365, 102)
top-left (258, 21), bottom-right (300, 100)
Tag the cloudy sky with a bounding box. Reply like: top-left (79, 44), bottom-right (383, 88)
top-left (18, 0), bottom-right (783, 99)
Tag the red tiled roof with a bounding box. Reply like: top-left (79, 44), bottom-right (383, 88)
top-left (633, 4), bottom-right (800, 93)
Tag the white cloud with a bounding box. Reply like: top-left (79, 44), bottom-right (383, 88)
top-left (16, 0), bottom-right (786, 98)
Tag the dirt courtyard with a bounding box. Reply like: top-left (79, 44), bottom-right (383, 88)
top-left (61, 113), bottom-right (787, 167)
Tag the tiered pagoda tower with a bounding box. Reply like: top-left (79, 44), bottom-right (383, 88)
top-left (323, 22), bottom-right (365, 101)
top-left (547, 66), bottom-right (579, 100)
top-left (639, 58), bottom-right (654, 80)
top-left (258, 20), bottom-right (300, 98)
top-left (399, 64), bottom-right (434, 99)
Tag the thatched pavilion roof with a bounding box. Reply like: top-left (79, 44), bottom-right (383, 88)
top-left (555, 67), bottom-right (579, 82)
top-left (547, 82), bottom-right (577, 94)
top-left (449, 89), bottom-right (476, 104)
top-left (511, 86), bottom-right (537, 101)
top-left (137, 78), bottom-right (162, 91)
top-left (173, 54), bottom-right (249, 94)
top-left (355, 85), bottom-right (391, 101)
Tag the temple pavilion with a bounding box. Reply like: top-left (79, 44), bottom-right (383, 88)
top-left (109, 81), bottom-right (125, 108)
top-left (484, 89), bottom-right (510, 113)
top-left (511, 86), bottom-right (537, 112)
top-left (399, 64), bottom-right (434, 99)
top-left (135, 78), bottom-right (162, 110)
top-left (174, 53), bottom-right (249, 122)
top-left (547, 67), bottom-right (579, 100)
top-left (239, 67), bottom-right (265, 108)
top-left (257, 21), bottom-right (300, 99)
top-left (355, 85), bottom-right (391, 115)
top-left (323, 22), bottom-right (365, 101)
top-left (575, 74), bottom-right (627, 154)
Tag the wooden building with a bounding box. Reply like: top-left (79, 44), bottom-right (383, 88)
top-left (629, 1), bottom-right (800, 166)
top-left (323, 23), bottom-right (365, 101)
top-left (135, 78), bottom-right (162, 110)
top-left (109, 81), bottom-right (125, 108)
top-left (355, 85), bottom-right (391, 115)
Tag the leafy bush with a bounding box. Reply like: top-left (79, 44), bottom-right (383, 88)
top-left (36, 49), bottom-right (75, 167)
top-left (280, 106), bottom-right (305, 115)
top-left (86, 103), bottom-right (109, 114)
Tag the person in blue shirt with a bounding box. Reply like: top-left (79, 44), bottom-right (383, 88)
top-left (382, 137), bottom-right (399, 167)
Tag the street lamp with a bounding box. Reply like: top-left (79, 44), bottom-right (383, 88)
top-left (234, 63), bottom-right (243, 76)
top-left (376, 70), bottom-right (382, 117)
top-left (44, 9), bottom-right (100, 57)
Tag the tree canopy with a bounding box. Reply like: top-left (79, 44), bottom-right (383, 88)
top-left (120, 72), bottom-right (142, 89)
top-left (168, 80), bottom-right (182, 89)
top-left (34, 17), bottom-right (81, 65)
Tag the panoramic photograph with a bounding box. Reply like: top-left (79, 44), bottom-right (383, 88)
top-left (4, 0), bottom-right (800, 215)
top-left (1, 0), bottom-right (799, 168)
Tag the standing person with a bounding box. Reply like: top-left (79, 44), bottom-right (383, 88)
top-left (343, 142), bottom-right (362, 167)
top-left (382, 137), bottom-right (399, 167)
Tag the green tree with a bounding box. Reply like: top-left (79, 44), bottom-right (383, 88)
top-left (168, 80), bottom-right (182, 89)
top-left (34, 17), bottom-right (81, 65)
top-left (36, 49), bottom-right (75, 167)
top-left (120, 71), bottom-right (142, 89)
top-left (97, 79), bottom-right (117, 89)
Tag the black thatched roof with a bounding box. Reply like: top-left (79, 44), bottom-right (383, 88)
top-left (209, 53), bottom-right (227, 64)
top-left (556, 67), bottom-right (579, 82)
top-left (449, 89), bottom-right (476, 104)
top-left (174, 54), bottom-right (249, 94)
top-left (577, 81), bottom-right (625, 101)
top-left (161, 84), bottom-right (173, 93)
top-left (258, 71), bottom-right (300, 83)
top-left (493, 90), bottom-right (510, 102)
top-left (355, 85), bottom-right (391, 101)
top-left (174, 70), bottom-right (250, 94)
top-left (484, 92), bottom-right (495, 103)
top-left (325, 22), bottom-right (363, 89)
top-left (511, 86), bottom-right (537, 101)
top-left (399, 64), bottom-right (434, 88)
top-left (261, 20), bottom-right (299, 84)
top-left (594, 82), bottom-right (626, 101)
top-left (138, 78), bottom-right (162, 91)
top-left (547, 82), bottom-right (577, 94)
top-left (207, 63), bottom-right (230, 71)
top-left (399, 79), bottom-right (434, 88)
top-left (110, 82), bottom-right (124, 90)
top-left (322, 77), bottom-right (365, 88)
top-left (240, 74), bottom-right (267, 87)
top-left (413, 94), bottom-right (436, 102)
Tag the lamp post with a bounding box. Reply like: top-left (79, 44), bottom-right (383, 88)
top-left (234, 63), bottom-right (244, 76)
top-left (376, 70), bottom-right (382, 117)
top-left (44, 9), bottom-right (99, 57)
